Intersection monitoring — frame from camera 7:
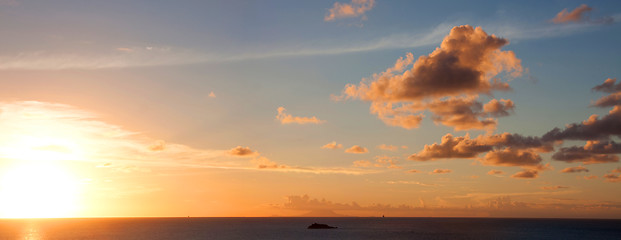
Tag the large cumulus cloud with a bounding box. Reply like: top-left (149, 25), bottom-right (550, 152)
top-left (339, 25), bottom-right (522, 130)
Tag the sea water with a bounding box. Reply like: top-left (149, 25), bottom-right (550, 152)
top-left (0, 217), bottom-right (619, 240)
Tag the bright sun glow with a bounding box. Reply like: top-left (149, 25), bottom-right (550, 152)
top-left (0, 162), bottom-right (79, 218)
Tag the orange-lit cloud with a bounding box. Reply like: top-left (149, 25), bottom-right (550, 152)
top-left (584, 175), bottom-right (598, 180)
top-left (321, 141), bottom-right (343, 149)
top-left (324, 0), bottom-right (375, 22)
top-left (612, 167), bottom-right (621, 173)
top-left (551, 4), bottom-right (592, 23)
top-left (406, 169), bottom-right (420, 173)
top-left (228, 146), bottom-right (258, 157)
top-left (276, 107), bottom-right (325, 125)
top-left (377, 144), bottom-right (403, 151)
top-left (345, 145), bottom-right (368, 154)
top-left (560, 166), bottom-right (589, 173)
top-left (487, 170), bottom-right (504, 175)
top-left (603, 173), bottom-right (620, 182)
top-left (339, 25), bottom-right (522, 130)
top-left (431, 169), bottom-right (452, 174)
top-left (353, 160), bottom-right (372, 167)
top-left (482, 148), bottom-right (542, 167)
top-left (373, 155), bottom-right (402, 169)
top-left (208, 91), bottom-right (216, 98)
top-left (541, 186), bottom-right (569, 190)
top-left (0, 101), bottom-right (369, 176)
top-left (511, 169), bottom-right (538, 179)
top-left (275, 194), bottom-right (621, 218)
top-left (408, 133), bottom-right (551, 165)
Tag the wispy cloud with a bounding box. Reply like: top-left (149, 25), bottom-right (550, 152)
top-left (0, 101), bottom-right (365, 175)
top-left (0, 20), bottom-right (616, 70)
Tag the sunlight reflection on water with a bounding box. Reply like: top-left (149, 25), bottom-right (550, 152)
top-left (22, 223), bottom-right (41, 240)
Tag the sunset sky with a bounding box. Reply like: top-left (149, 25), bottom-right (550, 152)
top-left (1, 0), bottom-right (621, 218)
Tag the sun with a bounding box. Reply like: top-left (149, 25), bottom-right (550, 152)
top-left (0, 162), bottom-right (80, 218)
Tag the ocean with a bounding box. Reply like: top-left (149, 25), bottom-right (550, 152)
top-left (0, 217), bottom-right (619, 240)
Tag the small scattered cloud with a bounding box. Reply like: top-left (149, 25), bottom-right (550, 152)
top-left (377, 144), bottom-right (400, 151)
top-left (560, 166), bottom-right (589, 173)
top-left (612, 167), bottom-right (621, 173)
top-left (583, 175), bottom-right (598, 180)
top-left (228, 146), bottom-right (258, 157)
top-left (345, 145), bottom-right (368, 154)
top-left (487, 170), bottom-right (504, 175)
top-left (353, 160), bottom-right (372, 167)
top-left (511, 169), bottom-right (538, 179)
top-left (148, 140), bottom-right (166, 151)
top-left (324, 0), bottom-right (375, 22)
top-left (603, 173), bottom-right (621, 182)
top-left (208, 91), bottom-right (216, 98)
top-left (373, 155), bottom-right (402, 169)
top-left (431, 169), bottom-right (452, 174)
top-left (276, 107), bottom-right (325, 125)
top-left (406, 169), bottom-right (420, 173)
top-left (321, 141), bottom-right (343, 149)
top-left (551, 4), bottom-right (593, 24)
top-left (385, 180), bottom-right (436, 187)
top-left (541, 186), bottom-right (569, 190)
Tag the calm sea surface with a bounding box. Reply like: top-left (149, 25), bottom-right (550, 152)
top-left (0, 217), bottom-right (619, 240)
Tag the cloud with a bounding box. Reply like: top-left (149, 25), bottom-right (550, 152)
top-left (321, 141), bottom-right (343, 149)
top-left (353, 160), bottom-right (372, 167)
top-left (408, 133), bottom-right (551, 167)
top-left (373, 155), bottom-right (402, 169)
top-left (431, 169), bottom-right (452, 174)
top-left (603, 173), bottom-right (621, 182)
top-left (487, 170), bottom-right (504, 175)
top-left (406, 169), bottom-right (420, 173)
top-left (584, 175), bottom-right (598, 180)
top-left (560, 166), bottom-right (589, 173)
top-left (345, 145), bottom-right (368, 154)
top-left (208, 91), bottom-right (216, 98)
top-left (353, 156), bottom-right (401, 169)
top-left (543, 79), bottom-right (621, 142)
top-left (511, 169), bottom-right (538, 179)
top-left (324, 0), bottom-right (375, 22)
top-left (551, 4), bottom-right (593, 24)
top-left (276, 107), bottom-right (325, 125)
top-left (228, 146), bottom-right (258, 157)
top-left (613, 167), bottom-right (621, 173)
top-left (541, 186), bottom-right (569, 190)
top-left (552, 141), bottom-right (621, 164)
top-left (482, 148), bottom-right (542, 167)
top-left (0, 101), bottom-right (370, 176)
top-left (385, 180), bottom-right (436, 187)
top-left (339, 25), bottom-right (522, 130)
top-left (377, 144), bottom-right (401, 151)
top-left (275, 194), bottom-right (621, 218)
top-left (0, 46), bottom-right (210, 70)
top-left (592, 78), bottom-right (621, 93)
top-left (592, 78), bottom-right (621, 107)
top-left (148, 140), bottom-right (166, 151)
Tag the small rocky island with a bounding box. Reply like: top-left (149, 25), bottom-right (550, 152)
top-left (307, 223), bottom-right (337, 229)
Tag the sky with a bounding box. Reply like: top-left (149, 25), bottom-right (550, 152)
top-left (0, 0), bottom-right (620, 218)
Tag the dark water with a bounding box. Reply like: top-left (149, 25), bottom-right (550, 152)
top-left (0, 217), bottom-right (619, 240)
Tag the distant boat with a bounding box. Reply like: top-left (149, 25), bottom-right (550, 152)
top-left (307, 223), bottom-right (337, 229)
